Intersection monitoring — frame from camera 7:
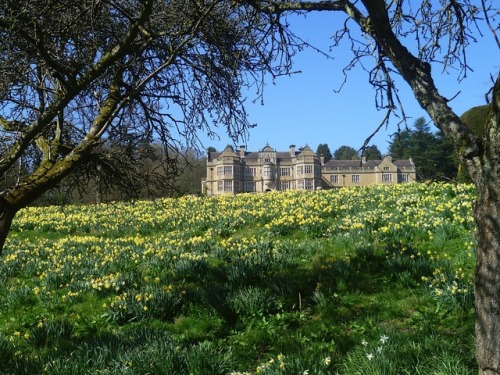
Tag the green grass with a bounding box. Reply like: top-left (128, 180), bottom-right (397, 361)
top-left (0, 183), bottom-right (477, 374)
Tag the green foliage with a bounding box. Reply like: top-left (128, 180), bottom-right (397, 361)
top-left (362, 144), bottom-right (382, 160)
top-left (28, 318), bottom-right (74, 349)
top-left (460, 105), bottom-right (490, 138)
top-left (388, 117), bottom-right (457, 181)
top-left (388, 128), bottom-right (412, 159)
top-left (456, 105), bottom-right (491, 182)
top-left (185, 341), bottom-right (235, 375)
top-left (172, 307), bottom-right (225, 343)
top-left (316, 143), bottom-right (333, 162)
top-left (333, 145), bottom-right (359, 160)
top-left (339, 333), bottom-right (474, 375)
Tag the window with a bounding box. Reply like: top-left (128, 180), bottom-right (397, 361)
top-left (330, 175), bottom-right (339, 183)
top-left (382, 173), bottom-right (392, 182)
top-left (383, 166), bottom-right (390, 171)
top-left (400, 174), bottom-right (409, 183)
top-left (244, 167), bottom-right (256, 176)
top-left (218, 166), bottom-right (233, 176)
top-left (217, 181), bottom-right (223, 191)
top-left (352, 175), bottom-right (360, 184)
top-left (263, 166), bottom-right (272, 176)
top-left (264, 158), bottom-right (271, 163)
top-left (297, 180), bottom-right (305, 189)
top-left (245, 181), bottom-right (256, 192)
top-left (305, 180), bottom-right (314, 190)
top-left (280, 167), bottom-right (291, 176)
top-left (223, 180), bottom-right (233, 191)
top-left (280, 181), bottom-right (291, 191)
top-left (297, 165), bottom-right (313, 175)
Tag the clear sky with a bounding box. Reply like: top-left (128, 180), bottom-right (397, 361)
top-left (199, 10), bottom-right (499, 155)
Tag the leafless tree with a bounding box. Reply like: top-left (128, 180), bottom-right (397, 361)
top-left (247, 0), bottom-right (499, 372)
top-left (0, 0), bottom-right (299, 246)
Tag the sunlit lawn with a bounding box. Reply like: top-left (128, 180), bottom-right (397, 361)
top-left (0, 183), bottom-right (477, 374)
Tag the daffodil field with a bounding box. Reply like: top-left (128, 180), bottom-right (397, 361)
top-left (0, 183), bottom-right (477, 374)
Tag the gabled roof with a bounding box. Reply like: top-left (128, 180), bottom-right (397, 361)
top-left (393, 159), bottom-right (415, 168)
top-left (260, 144), bottom-right (274, 152)
top-left (277, 151), bottom-right (295, 159)
top-left (323, 159), bottom-right (379, 168)
top-left (299, 145), bottom-right (313, 153)
top-left (242, 152), bottom-right (259, 159)
top-left (208, 144), bottom-right (323, 162)
top-left (323, 158), bottom-right (415, 170)
top-left (208, 145), bottom-right (237, 160)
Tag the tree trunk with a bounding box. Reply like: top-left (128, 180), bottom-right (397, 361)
top-left (474, 181), bottom-right (500, 375)
top-left (0, 197), bottom-right (17, 256)
top-left (474, 76), bottom-right (500, 374)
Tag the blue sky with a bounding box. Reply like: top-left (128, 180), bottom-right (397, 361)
top-left (200, 10), bottom-right (499, 155)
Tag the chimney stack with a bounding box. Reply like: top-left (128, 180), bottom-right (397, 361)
top-left (289, 144), bottom-right (296, 157)
top-left (239, 145), bottom-right (246, 158)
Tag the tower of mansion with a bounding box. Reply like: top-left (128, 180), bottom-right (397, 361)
top-left (202, 144), bottom-right (416, 196)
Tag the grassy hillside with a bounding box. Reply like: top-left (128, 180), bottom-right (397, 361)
top-left (0, 183), bottom-right (477, 374)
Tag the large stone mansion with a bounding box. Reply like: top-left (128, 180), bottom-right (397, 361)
top-left (202, 144), bottom-right (416, 196)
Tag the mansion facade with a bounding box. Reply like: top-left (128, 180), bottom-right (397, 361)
top-left (202, 144), bottom-right (416, 196)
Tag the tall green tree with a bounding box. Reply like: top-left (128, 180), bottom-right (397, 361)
top-left (388, 129), bottom-right (412, 159)
top-left (409, 117), bottom-right (440, 180)
top-left (435, 130), bottom-right (459, 181)
top-left (316, 143), bottom-right (332, 162)
top-left (388, 117), bottom-right (458, 181)
top-left (362, 144), bottom-right (382, 160)
top-left (333, 145), bottom-right (358, 160)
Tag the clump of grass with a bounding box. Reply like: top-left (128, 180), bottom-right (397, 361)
top-left (0, 333), bottom-right (16, 370)
top-left (29, 317), bottom-right (74, 349)
top-left (185, 341), bottom-right (235, 375)
top-left (339, 333), bottom-right (475, 375)
top-left (172, 307), bottom-right (225, 343)
top-left (227, 286), bottom-right (280, 320)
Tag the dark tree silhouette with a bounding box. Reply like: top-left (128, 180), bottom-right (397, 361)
top-left (362, 144), bottom-right (382, 160)
top-left (333, 145), bottom-right (358, 160)
top-left (316, 143), bottom-right (333, 162)
top-left (388, 117), bottom-right (458, 181)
